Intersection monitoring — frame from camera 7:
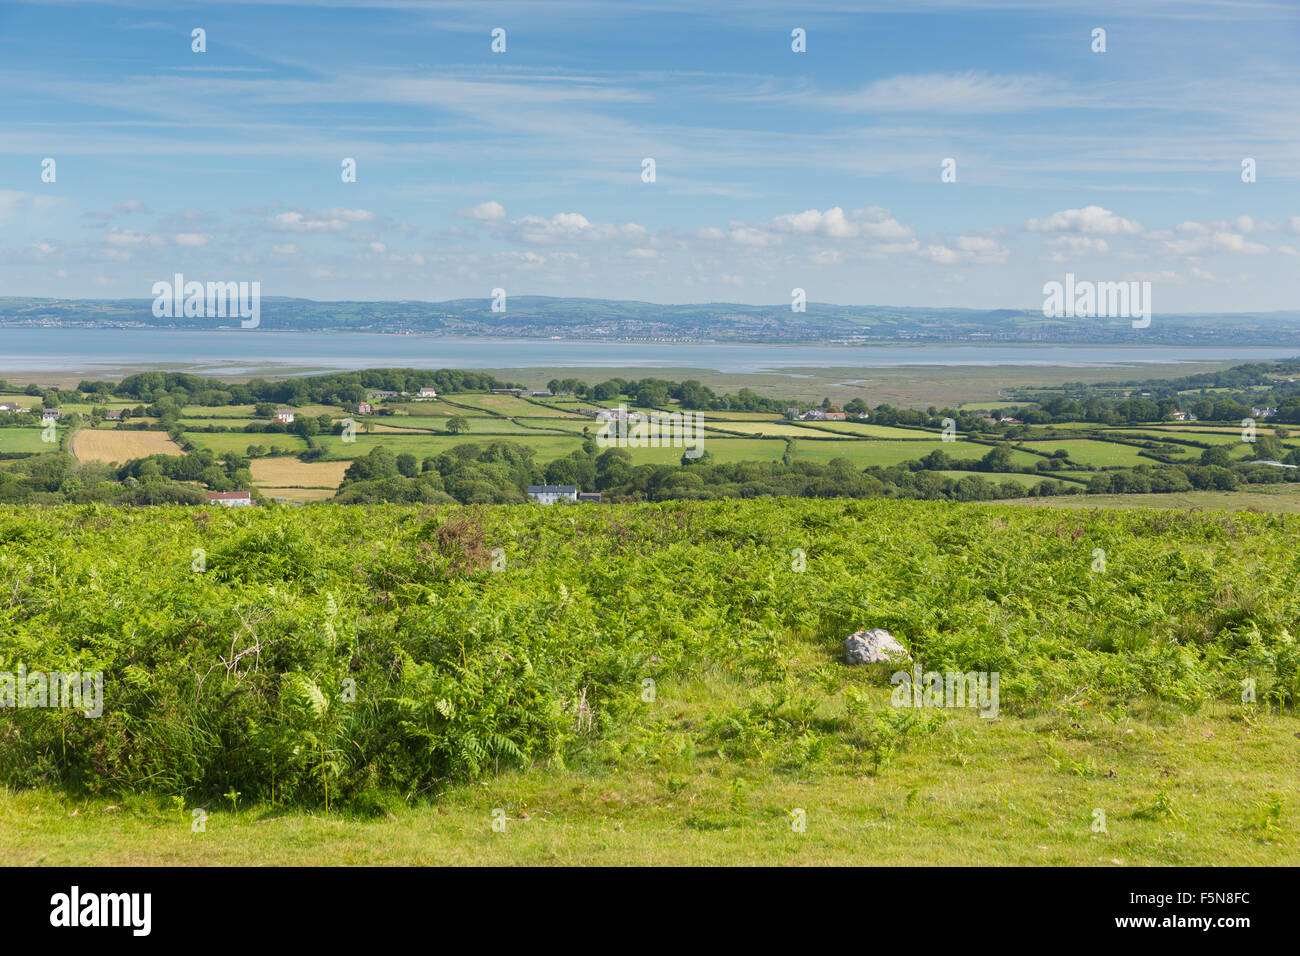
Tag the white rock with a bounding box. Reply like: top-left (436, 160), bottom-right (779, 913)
top-left (843, 628), bottom-right (909, 665)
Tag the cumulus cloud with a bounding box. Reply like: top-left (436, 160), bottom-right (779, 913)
top-left (729, 226), bottom-right (780, 248)
top-left (456, 200), bottom-right (507, 221)
top-left (1210, 232), bottom-right (1267, 255)
top-left (954, 235), bottom-right (1004, 253)
top-left (265, 208), bottom-right (376, 232)
top-left (173, 233), bottom-right (211, 247)
top-left (103, 228), bottom-right (160, 247)
top-left (498, 212), bottom-right (647, 244)
top-left (1027, 205), bottom-right (1143, 236)
top-left (767, 205), bottom-right (913, 241)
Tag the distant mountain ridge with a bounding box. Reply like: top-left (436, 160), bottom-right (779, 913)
top-left (2, 295), bottom-right (1298, 346)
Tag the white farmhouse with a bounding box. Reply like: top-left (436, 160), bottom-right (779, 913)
top-left (526, 485), bottom-right (578, 505)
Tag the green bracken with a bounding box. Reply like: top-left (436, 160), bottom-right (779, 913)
top-left (1, 498), bottom-right (1297, 821)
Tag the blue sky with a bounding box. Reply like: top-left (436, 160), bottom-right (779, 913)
top-left (1, 0), bottom-right (1298, 310)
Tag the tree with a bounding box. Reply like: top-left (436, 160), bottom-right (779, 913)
top-left (1199, 446), bottom-right (1231, 467)
top-left (446, 415), bottom-right (470, 435)
top-left (980, 446), bottom-right (1013, 473)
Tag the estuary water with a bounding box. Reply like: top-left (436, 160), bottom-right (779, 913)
top-left (1, 327), bottom-right (1297, 376)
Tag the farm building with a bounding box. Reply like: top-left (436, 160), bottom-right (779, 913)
top-left (0, 402), bottom-right (27, 414)
top-left (204, 491), bottom-right (253, 508)
top-left (418, 387), bottom-right (437, 398)
top-left (355, 401), bottom-right (373, 415)
top-left (526, 485), bottom-right (578, 505)
top-left (275, 409), bottom-right (295, 424)
top-left (577, 492), bottom-right (602, 503)
top-left (104, 409), bottom-right (123, 421)
top-left (41, 409), bottom-right (60, 423)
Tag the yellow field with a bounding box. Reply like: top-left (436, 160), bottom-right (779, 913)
top-left (250, 457), bottom-right (351, 489)
top-left (263, 487), bottom-right (339, 502)
top-left (71, 428), bottom-right (182, 463)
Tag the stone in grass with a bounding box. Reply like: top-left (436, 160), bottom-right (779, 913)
top-left (843, 628), bottom-right (909, 666)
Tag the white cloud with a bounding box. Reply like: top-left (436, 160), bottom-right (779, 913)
top-left (502, 211), bottom-right (646, 244)
top-left (954, 235), bottom-right (1003, 253)
top-left (456, 200), bottom-right (507, 221)
top-left (1027, 205), bottom-right (1143, 236)
top-left (816, 72), bottom-right (1053, 114)
top-left (174, 233), bottom-right (211, 247)
top-left (773, 206), bottom-right (856, 238)
top-left (265, 208), bottom-right (376, 233)
top-left (1211, 232), bottom-right (1268, 255)
top-left (103, 228), bottom-right (159, 247)
top-left (729, 226), bottom-right (779, 248)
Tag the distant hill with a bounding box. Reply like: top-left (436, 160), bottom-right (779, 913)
top-left (2, 295), bottom-right (1298, 346)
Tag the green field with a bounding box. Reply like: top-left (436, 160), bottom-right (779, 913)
top-left (179, 404), bottom-right (258, 419)
top-left (0, 498), bottom-right (1296, 866)
top-left (633, 437), bottom-right (789, 465)
top-left (1003, 484), bottom-right (1300, 513)
top-left (185, 432), bottom-right (309, 454)
top-left (315, 432), bottom-right (586, 462)
top-left (932, 470), bottom-right (1070, 488)
top-left (1103, 428), bottom-right (1255, 447)
top-left (0, 426), bottom-right (62, 453)
top-left (445, 394), bottom-right (584, 417)
top-left (791, 421), bottom-right (935, 439)
top-left (1018, 439), bottom-right (1157, 468)
top-left (790, 438), bottom-right (1039, 469)
top-left (706, 421), bottom-right (819, 438)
